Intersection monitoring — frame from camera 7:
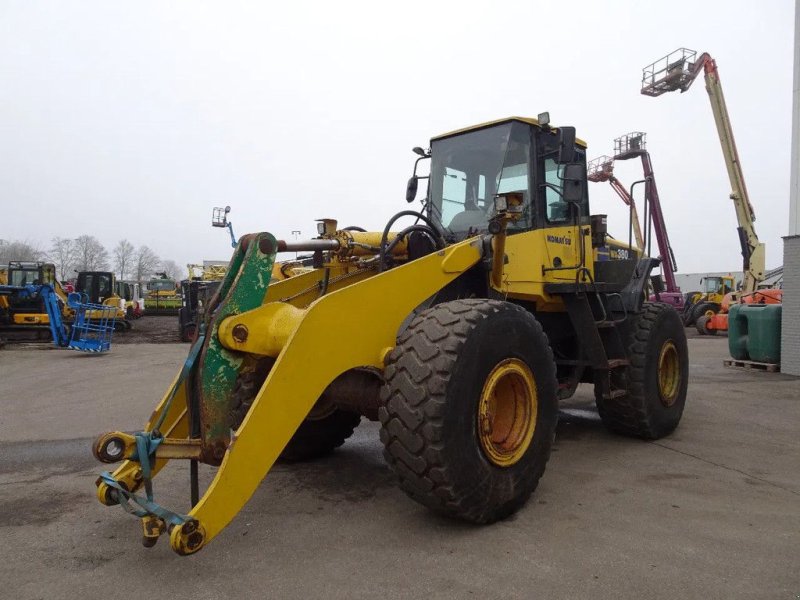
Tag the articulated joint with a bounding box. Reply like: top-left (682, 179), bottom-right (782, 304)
top-left (217, 302), bottom-right (306, 356)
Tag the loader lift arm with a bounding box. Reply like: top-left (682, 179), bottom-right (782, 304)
top-left (94, 231), bottom-right (484, 554)
top-left (642, 48), bottom-right (765, 293)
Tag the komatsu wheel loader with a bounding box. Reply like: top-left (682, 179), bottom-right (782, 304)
top-left (93, 115), bottom-right (689, 555)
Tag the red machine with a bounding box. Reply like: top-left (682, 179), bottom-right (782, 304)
top-left (588, 132), bottom-right (683, 310)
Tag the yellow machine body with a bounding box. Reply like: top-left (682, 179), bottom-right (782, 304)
top-left (94, 116), bottom-right (669, 556)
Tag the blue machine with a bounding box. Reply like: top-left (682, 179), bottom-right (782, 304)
top-left (212, 205), bottom-right (237, 248)
top-left (0, 284), bottom-right (117, 352)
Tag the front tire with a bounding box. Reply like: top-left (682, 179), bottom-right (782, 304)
top-left (690, 301), bottom-right (719, 326)
top-left (695, 315), bottom-right (717, 336)
top-left (230, 358), bottom-right (361, 462)
top-left (379, 299), bottom-right (558, 524)
top-left (595, 302), bottom-right (688, 439)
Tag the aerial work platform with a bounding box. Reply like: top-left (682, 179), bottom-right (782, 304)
top-left (641, 48), bottom-right (698, 96)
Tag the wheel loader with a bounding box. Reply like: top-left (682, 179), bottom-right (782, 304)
top-left (682, 274), bottom-right (736, 326)
top-left (93, 115), bottom-right (689, 555)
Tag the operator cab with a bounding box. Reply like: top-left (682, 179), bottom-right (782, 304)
top-left (702, 276), bottom-right (733, 295)
top-left (76, 271), bottom-right (115, 304)
top-left (424, 117), bottom-right (589, 241)
top-left (8, 262), bottom-right (55, 287)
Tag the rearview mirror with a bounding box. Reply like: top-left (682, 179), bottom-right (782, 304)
top-left (562, 163), bottom-right (585, 204)
top-left (406, 176), bottom-right (418, 203)
top-left (557, 126), bottom-right (577, 164)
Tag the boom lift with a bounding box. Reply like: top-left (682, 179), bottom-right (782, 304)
top-left (212, 206), bottom-right (237, 248)
top-left (93, 116), bottom-right (689, 555)
top-left (642, 48), bottom-right (766, 331)
top-left (588, 132), bottom-right (683, 309)
top-left (587, 155), bottom-right (646, 250)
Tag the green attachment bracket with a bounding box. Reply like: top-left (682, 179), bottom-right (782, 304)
top-left (195, 233), bottom-right (278, 463)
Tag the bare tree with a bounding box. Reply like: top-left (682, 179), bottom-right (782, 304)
top-left (134, 245), bottom-right (160, 283)
top-left (48, 237), bottom-right (76, 280)
top-left (113, 239), bottom-right (136, 280)
top-left (73, 235), bottom-right (109, 272)
top-left (0, 239), bottom-right (45, 264)
top-left (160, 259), bottom-right (184, 281)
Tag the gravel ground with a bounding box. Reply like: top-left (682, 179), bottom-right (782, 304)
top-left (112, 315), bottom-right (182, 344)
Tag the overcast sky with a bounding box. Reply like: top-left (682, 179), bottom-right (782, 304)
top-left (0, 0), bottom-right (795, 276)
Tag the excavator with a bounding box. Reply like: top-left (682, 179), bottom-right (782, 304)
top-left (588, 132), bottom-right (683, 310)
top-left (0, 263), bottom-right (130, 341)
top-left (642, 49), bottom-right (769, 334)
top-left (92, 115), bottom-right (689, 555)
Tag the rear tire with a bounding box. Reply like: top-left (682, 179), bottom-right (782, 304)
top-left (379, 299), bottom-right (558, 524)
top-left (595, 302), bottom-right (688, 439)
top-left (230, 358), bottom-right (361, 462)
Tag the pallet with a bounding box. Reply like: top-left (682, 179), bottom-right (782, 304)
top-left (723, 358), bottom-right (780, 373)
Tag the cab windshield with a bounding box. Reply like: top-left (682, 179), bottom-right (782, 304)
top-left (703, 277), bottom-right (728, 293)
top-left (429, 122), bottom-right (532, 238)
top-left (10, 269), bottom-right (41, 287)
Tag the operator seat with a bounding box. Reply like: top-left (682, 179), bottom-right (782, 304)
top-left (448, 198), bottom-right (488, 232)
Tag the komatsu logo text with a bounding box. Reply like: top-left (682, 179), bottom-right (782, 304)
top-left (546, 235), bottom-right (572, 246)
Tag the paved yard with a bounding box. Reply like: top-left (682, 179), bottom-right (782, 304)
top-left (0, 335), bottom-right (798, 599)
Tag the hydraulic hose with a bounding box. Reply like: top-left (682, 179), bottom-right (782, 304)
top-left (379, 210), bottom-right (446, 272)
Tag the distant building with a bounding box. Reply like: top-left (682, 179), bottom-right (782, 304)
top-left (674, 268), bottom-right (783, 293)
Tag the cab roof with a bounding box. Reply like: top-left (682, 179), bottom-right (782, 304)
top-left (431, 116), bottom-right (588, 148)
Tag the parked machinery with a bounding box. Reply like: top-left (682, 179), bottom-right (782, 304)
top-left (75, 271), bottom-right (131, 331)
top-left (144, 273), bottom-right (182, 316)
top-left (685, 275), bottom-right (736, 327)
top-left (588, 132), bottom-right (683, 310)
top-left (587, 155), bottom-right (646, 250)
top-left (116, 281), bottom-right (144, 319)
top-left (93, 115), bottom-right (688, 555)
top-left (212, 206), bottom-right (237, 248)
top-left (0, 262), bottom-right (72, 341)
top-left (643, 49), bottom-right (767, 333)
top-left (179, 263), bottom-right (228, 343)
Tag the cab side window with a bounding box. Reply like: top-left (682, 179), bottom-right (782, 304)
top-left (544, 157), bottom-right (569, 223)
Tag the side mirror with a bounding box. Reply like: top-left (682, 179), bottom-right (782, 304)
top-left (562, 163), bottom-right (586, 204)
top-left (406, 176), bottom-right (418, 203)
top-left (557, 126), bottom-right (577, 164)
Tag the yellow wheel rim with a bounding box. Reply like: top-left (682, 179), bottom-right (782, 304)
top-left (477, 359), bottom-right (537, 467)
top-left (658, 341), bottom-right (680, 407)
top-left (704, 308), bottom-right (716, 318)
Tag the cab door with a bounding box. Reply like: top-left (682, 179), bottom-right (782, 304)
top-left (540, 155), bottom-right (584, 281)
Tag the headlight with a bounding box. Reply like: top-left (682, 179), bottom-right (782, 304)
top-left (494, 195), bottom-right (508, 213)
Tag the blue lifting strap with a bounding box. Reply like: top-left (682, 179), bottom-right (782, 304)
top-left (103, 333), bottom-right (206, 523)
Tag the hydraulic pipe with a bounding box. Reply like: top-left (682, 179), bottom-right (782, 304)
top-left (276, 231), bottom-right (408, 258)
top-left (277, 239), bottom-right (340, 253)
